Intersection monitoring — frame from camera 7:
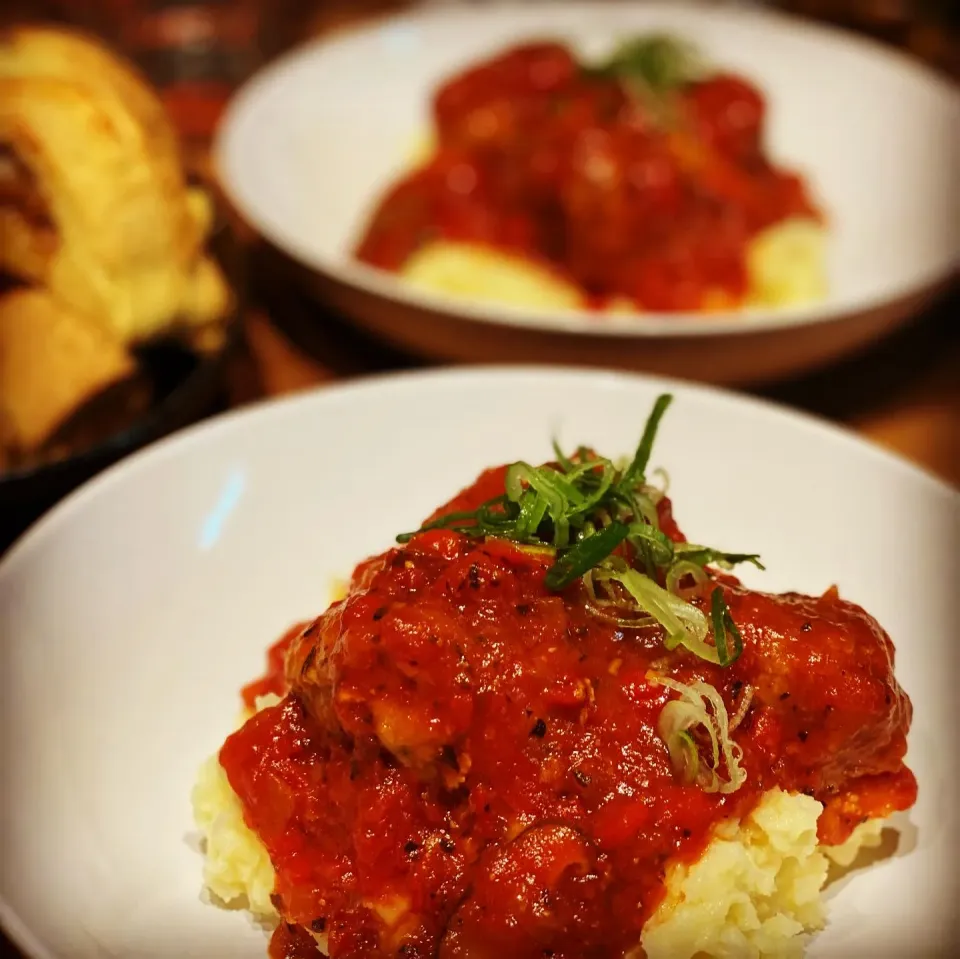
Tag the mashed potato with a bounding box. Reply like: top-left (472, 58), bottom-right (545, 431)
top-left (398, 217), bottom-right (826, 315)
top-left (402, 243), bottom-right (588, 311)
top-left (641, 790), bottom-right (880, 959)
top-left (744, 219), bottom-right (828, 309)
top-left (193, 698), bottom-right (883, 958)
top-left (191, 694), bottom-right (281, 920)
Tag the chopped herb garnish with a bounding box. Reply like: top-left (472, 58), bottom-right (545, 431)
top-left (651, 674), bottom-right (747, 794)
top-left (620, 393), bottom-right (673, 489)
top-left (584, 33), bottom-right (705, 95)
top-left (396, 394), bottom-right (759, 667)
top-left (710, 587), bottom-right (744, 667)
top-left (674, 545), bottom-right (765, 572)
top-left (544, 521), bottom-right (630, 591)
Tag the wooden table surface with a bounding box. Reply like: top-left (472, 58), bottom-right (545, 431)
top-left (0, 2), bottom-right (958, 958)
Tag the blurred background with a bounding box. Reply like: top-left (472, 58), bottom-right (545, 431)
top-left (0, 0), bottom-right (957, 551)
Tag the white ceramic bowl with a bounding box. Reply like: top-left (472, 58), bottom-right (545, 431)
top-left (0, 367), bottom-right (958, 958)
top-left (217, 1), bottom-right (959, 384)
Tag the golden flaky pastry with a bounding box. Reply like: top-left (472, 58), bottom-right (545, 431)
top-left (0, 25), bottom-right (230, 348)
top-left (0, 288), bottom-right (136, 453)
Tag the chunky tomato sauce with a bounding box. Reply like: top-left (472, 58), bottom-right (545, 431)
top-left (354, 42), bottom-right (822, 312)
top-left (221, 466), bottom-right (916, 959)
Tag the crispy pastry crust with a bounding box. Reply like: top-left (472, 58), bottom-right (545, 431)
top-left (0, 26), bottom-right (230, 346)
top-left (0, 287), bottom-right (136, 450)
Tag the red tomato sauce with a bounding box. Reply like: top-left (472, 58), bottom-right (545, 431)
top-left (354, 42), bottom-right (822, 312)
top-left (220, 466), bottom-right (915, 959)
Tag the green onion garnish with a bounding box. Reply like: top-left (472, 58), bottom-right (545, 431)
top-left (544, 521), bottom-right (630, 591)
top-left (584, 34), bottom-right (705, 95)
top-left (710, 587), bottom-right (745, 667)
top-left (396, 394), bottom-right (759, 667)
top-left (619, 393), bottom-right (672, 489)
top-left (651, 674), bottom-right (747, 794)
top-left (675, 545), bottom-right (765, 572)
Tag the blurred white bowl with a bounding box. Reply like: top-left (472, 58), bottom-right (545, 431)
top-left (217, 1), bottom-right (960, 384)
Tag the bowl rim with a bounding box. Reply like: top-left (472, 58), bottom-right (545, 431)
top-left (2, 363), bottom-right (956, 569)
top-left (215, 0), bottom-right (960, 341)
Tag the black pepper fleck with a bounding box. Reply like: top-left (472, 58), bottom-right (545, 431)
top-left (440, 838), bottom-right (456, 854)
top-left (372, 606), bottom-right (388, 621)
top-left (779, 691), bottom-right (791, 700)
top-left (404, 840), bottom-right (419, 854)
top-left (516, 603), bottom-right (531, 616)
top-left (798, 730), bottom-right (809, 742)
top-left (801, 621), bottom-right (812, 632)
top-left (530, 718), bottom-right (547, 738)
top-left (311, 917), bottom-right (327, 932)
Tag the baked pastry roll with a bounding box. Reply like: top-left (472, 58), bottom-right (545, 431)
top-left (0, 26), bottom-right (230, 348)
top-left (0, 288), bottom-right (138, 454)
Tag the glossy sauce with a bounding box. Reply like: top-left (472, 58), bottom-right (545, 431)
top-left (354, 42), bottom-right (821, 312)
top-left (221, 467), bottom-right (915, 959)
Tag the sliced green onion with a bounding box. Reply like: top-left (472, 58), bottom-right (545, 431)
top-left (649, 467), bottom-right (670, 496)
top-left (617, 488), bottom-right (661, 530)
top-left (651, 674), bottom-right (746, 794)
top-left (627, 522), bottom-right (675, 567)
top-left (514, 489), bottom-right (548, 540)
top-left (505, 463), bottom-right (586, 548)
top-left (668, 728), bottom-right (700, 786)
top-left (396, 508), bottom-right (487, 542)
top-left (476, 496), bottom-right (519, 537)
top-left (564, 459), bottom-right (617, 519)
top-left (588, 34), bottom-right (704, 93)
top-left (593, 560), bottom-right (718, 663)
top-left (620, 394), bottom-right (673, 490)
top-left (545, 522), bottom-right (630, 591)
top-left (710, 587), bottom-right (744, 667)
top-left (582, 569), bottom-right (656, 626)
top-left (666, 560), bottom-right (709, 599)
top-left (506, 463), bottom-right (585, 509)
top-left (674, 544), bottom-right (765, 572)
top-left (551, 437), bottom-right (575, 473)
